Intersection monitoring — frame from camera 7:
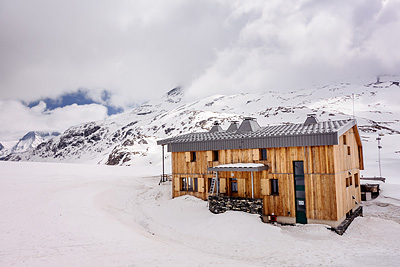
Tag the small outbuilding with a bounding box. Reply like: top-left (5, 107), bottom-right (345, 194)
top-left (157, 115), bottom-right (364, 227)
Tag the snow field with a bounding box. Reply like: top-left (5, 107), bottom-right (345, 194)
top-left (0, 161), bottom-right (399, 266)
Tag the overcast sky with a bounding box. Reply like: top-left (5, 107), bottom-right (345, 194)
top-left (1, 0), bottom-right (400, 141)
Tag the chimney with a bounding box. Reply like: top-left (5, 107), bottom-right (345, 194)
top-left (226, 121), bottom-right (239, 132)
top-left (209, 121), bottom-right (224, 133)
top-left (237, 117), bottom-right (261, 132)
top-left (304, 114), bottom-right (318, 125)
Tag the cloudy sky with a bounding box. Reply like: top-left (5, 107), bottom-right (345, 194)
top-left (1, 0), bottom-right (399, 141)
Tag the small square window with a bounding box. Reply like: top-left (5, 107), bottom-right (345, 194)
top-left (182, 177), bottom-right (197, 191)
top-left (354, 173), bottom-right (359, 187)
top-left (212, 150), bottom-right (219, 161)
top-left (260, 148), bottom-right (267, 160)
top-left (346, 176), bottom-right (352, 187)
top-left (270, 179), bottom-right (279, 195)
top-left (191, 152), bottom-right (196, 162)
top-left (181, 178), bottom-right (187, 191)
top-left (230, 178), bottom-right (238, 193)
top-left (187, 177), bottom-right (194, 191)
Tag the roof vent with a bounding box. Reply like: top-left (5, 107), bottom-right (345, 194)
top-left (304, 114), bottom-right (318, 125)
top-left (226, 121), bottom-right (239, 132)
top-left (237, 117), bottom-right (261, 132)
top-left (210, 121), bottom-right (224, 132)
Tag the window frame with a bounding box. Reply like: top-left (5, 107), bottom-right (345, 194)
top-left (270, 179), bottom-right (279, 195)
top-left (181, 177), bottom-right (197, 191)
top-left (260, 148), bottom-right (267, 160)
top-left (212, 150), bottom-right (219, 162)
top-left (230, 178), bottom-right (238, 193)
top-left (346, 176), bottom-right (352, 187)
top-left (190, 151), bottom-right (197, 162)
top-left (354, 173), bottom-right (359, 188)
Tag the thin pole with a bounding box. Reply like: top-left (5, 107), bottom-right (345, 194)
top-left (162, 145), bottom-right (165, 182)
top-left (251, 171), bottom-right (254, 199)
top-left (377, 135), bottom-right (382, 178)
top-left (352, 93), bottom-right (355, 119)
top-left (216, 172), bottom-right (219, 195)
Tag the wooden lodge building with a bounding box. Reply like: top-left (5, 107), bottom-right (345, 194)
top-left (157, 115), bottom-right (364, 227)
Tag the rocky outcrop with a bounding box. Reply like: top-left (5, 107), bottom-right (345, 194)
top-left (208, 196), bottom-right (263, 215)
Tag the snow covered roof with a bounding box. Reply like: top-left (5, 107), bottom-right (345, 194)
top-left (158, 118), bottom-right (358, 152)
top-left (208, 163), bottom-right (269, 172)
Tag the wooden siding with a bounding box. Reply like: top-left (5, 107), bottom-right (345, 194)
top-left (170, 126), bottom-right (363, 223)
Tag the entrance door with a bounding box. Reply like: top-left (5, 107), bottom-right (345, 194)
top-left (293, 161), bottom-right (307, 224)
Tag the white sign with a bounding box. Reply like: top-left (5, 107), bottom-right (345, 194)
top-left (299, 200), bottom-right (305, 205)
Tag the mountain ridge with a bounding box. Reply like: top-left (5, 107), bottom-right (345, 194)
top-left (3, 78), bottom-right (400, 178)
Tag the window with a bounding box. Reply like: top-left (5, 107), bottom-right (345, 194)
top-left (346, 176), bottom-right (352, 187)
top-left (190, 151), bottom-right (196, 162)
top-left (343, 134), bottom-right (347, 145)
top-left (347, 146), bottom-right (351, 155)
top-left (354, 173), bottom-right (359, 187)
top-left (230, 178), bottom-right (238, 193)
top-left (270, 179), bottom-right (279, 195)
top-left (187, 177), bottom-right (193, 191)
top-left (181, 178), bottom-right (187, 191)
top-left (260, 148), bottom-right (267, 160)
top-left (181, 177), bottom-right (197, 191)
top-left (212, 150), bottom-right (219, 161)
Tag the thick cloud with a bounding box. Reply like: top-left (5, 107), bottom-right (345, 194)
top-left (0, 0), bottom-right (399, 110)
top-left (187, 0), bottom-right (400, 98)
top-left (0, 100), bottom-right (108, 140)
top-left (0, 0), bottom-right (242, 106)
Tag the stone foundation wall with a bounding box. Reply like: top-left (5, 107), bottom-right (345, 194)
top-left (208, 196), bottom-right (263, 215)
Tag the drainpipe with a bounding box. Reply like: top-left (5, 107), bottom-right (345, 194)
top-left (251, 171), bottom-right (254, 198)
top-left (216, 171), bottom-right (219, 196)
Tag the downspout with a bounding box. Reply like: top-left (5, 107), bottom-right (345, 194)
top-left (251, 171), bottom-right (254, 198)
top-left (216, 171), bottom-right (219, 196)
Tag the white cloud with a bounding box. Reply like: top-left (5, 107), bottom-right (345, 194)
top-left (0, 0), bottom-right (399, 106)
top-left (0, 100), bottom-right (108, 140)
top-left (186, 0), bottom-right (400, 98)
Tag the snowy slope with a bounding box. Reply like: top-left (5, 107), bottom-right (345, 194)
top-left (3, 77), bottom-right (400, 181)
top-left (0, 161), bottom-right (399, 266)
top-left (11, 131), bottom-right (60, 153)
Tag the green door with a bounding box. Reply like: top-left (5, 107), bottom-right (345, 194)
top-left (294, 161), bottom-right (307, 224)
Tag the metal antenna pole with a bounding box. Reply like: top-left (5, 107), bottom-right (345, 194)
top-left (352, 93), bottom-right (355, 119)
top-left (162, 145), bottom-right (165, 182)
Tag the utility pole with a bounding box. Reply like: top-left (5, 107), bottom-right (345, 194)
top-left (376, 134), bottom-right (383, 178)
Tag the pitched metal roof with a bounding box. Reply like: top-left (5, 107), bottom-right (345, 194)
top-left (158, 119), bottom-right (357, 152)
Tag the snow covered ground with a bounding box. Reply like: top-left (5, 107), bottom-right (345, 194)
top-left (1, 161), bottom-right (400, 266)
